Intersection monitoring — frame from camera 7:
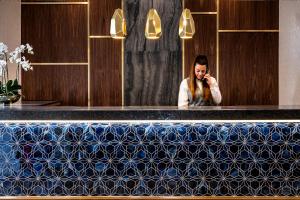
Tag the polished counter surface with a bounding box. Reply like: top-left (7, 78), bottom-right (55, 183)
top-left (1, 105), bottom-right (300, 120)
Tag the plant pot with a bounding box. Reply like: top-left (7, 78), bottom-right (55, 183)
top-left (0, 94), bottom-right (21, 104)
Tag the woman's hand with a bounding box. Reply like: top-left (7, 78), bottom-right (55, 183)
top-left (203, 74), bottom-right (216, 87)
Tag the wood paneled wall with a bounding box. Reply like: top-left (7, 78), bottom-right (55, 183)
top-left (21, 0), bottom-right (122, 106)
top-left (219, 0), bottom-right (279, 30)
top-left (184, 14), bottom-right (217, 80)
top-left (21, 1), bottom-right (88, 106)
top-left (89, 0), bottom-right (122, 106)
top-left (184, 0), bottom-right (217, 88)
top-left (22, 65), bottom-right (88, 106)
top-left (185, 0), bottom-right (216, 12)
top-left (23, 0), bottom-right (86, 1)
top-left (218, 0), bottom-right (279, 105)
top-left (21, 0), bottom-right (279, 106)
top-left (219, 33), bottom-right (278, 105)
top-left (184, 0), bottom-right (279, 106)
top-left (21, 4), bottom-right (87, 63)
top-left (89, 0), bottom-right (120, 36)
top-left (90, 38), bottom-right (122, 106)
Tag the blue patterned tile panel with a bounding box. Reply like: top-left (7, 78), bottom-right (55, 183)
top-left (0, 122), bottom-right (299, 196)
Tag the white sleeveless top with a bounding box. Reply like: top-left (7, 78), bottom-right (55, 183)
top-left (178, 77), bottom-right (222, 107)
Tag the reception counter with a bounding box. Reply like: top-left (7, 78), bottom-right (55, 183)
top-left (0, 106), bottom-right (299, 198)
top-left (1, 105), bottom-right (300, 120)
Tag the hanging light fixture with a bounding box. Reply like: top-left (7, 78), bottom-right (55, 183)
top-left (179, 8), bottom-right (195, 39)
top-left (110, 8), bottom-right (127, 39)
top-left (145, 9), bottom-right (162, 40)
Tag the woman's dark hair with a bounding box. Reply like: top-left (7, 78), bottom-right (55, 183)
top-left (189, 55), bottom-right (211, 101)
top-left (193, 55), bottom-right (209, 73)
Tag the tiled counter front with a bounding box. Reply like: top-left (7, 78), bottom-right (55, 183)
top-left (0, 122), bottom-right (299, 196)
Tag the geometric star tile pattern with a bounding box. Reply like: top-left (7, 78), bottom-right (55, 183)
top-left (0, 122), bottom-right (299, 196)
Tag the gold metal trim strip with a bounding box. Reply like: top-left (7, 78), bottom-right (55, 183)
top-left (2, 120), bottom-right (300, 123)
top-left (216, 0), bottom-right (219, 83)
top-left (182, 0), bottom-right (185, 80)
top-left (89, 36), bottom-right (112, 39)
top-left (87, 0), bottom-right (91, 107)
top-left (0, 196), bottom-right (299, 199)
top-left (121, 0), bottom-right (125, 106)
top-left (21, 2), bottom-right (88, 5)
top-left (191, 12), bottom-right (217, 15)
top-left (182, 38), bottom-right (185, 80)
top-left (219, 30), bottom-right (279, 32)
top-left (31, 63), bottom-right (88, 65)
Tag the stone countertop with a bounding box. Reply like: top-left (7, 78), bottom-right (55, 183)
top-left (0, 105), bottom-right (300, 120)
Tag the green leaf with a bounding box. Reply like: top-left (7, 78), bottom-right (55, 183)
top-left (0, 86), bottom-right (3, 95)
top-left (4, 79), bottom-right (21, 95)
top-left (12, 79), bottom-right (19, 86)
top-left (11, 80), bottom-right (21, 90)
top-left (6, 80), bottom-right (13, 91)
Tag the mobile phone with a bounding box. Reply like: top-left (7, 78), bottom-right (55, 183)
top-left (201, 70), bottom-right (210, 81)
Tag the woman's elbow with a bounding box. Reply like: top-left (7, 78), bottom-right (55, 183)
top-left (216, 95), bottom-right (222, 105)
top-left (213, 94), bottom-right (222, 105)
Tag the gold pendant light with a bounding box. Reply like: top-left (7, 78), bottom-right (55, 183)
top-left (110, 8), bottom-right (127, 39)
top-left (145, 9), bottom-right (162, 40)
top-left (179, 8), bottom-right (195, 39)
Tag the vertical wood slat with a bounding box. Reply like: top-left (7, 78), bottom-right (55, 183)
top-left (219, 33), bottom-right (279, 106)
top-left (185, 0), bottom-right (217, 12)
top-left (184, 15), bottom-right (217, 79)
top-left (185, 0), bottom-right (279, 106)
top-left (219, 0), bottom-right (279, 30)
top-left (89, 0), bottom-right (121, 36)
top-left (89, 0), bottom-right (122, 106)
top-left (90, 39), bottom-right (122, 106)
top-left (21, 3), bottom-right (88, 106)
top-left (22, 0), bottom-right (87, 2)
top-left (21, 4), bottom-right (87, 63)
top-left (22, 66), bottom-right (88, 106)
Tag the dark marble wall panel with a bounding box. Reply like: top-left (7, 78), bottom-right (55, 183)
top-left (219, 33), bottom-right (279, 106)
top-left (21, 4), bottom-right (87, 63)
top-left (185, 0), bottom-right (216, 12)
top-left (124, 0), bottom-right (182, 106)
top-left (219, 0), bottom-right (279, 30)
top-left (184, 14), bottom-right (216, 79)
top-left (90, 39), bottom-right (122, 106)
top-left (22, 65), bottom-right (88, 106)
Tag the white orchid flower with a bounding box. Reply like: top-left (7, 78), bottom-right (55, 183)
top-left (0, 43), bottom-right (8, 53)
top-left (26, 43), bottom-right (34, 54)
top-left (9, 51), bottom-right (18, 62)
top-left (0, 60), bottom-right (6, 76)
top-left (0, 43), bottom-right (33, 89)
top-left (15, 58), bottom-right (21, 64)
top-left (20, 45), bottom-right (25, 52)
top-left (15, 47), bottom-right (20, 53)
top-left (19, 56), bottom-right (32, 71)
top-left (8, 44), bottom-right (34, 64)
top-left (0, 60), bottom-right (6, 67)
top-left (9, 57), bottom-right (13, 63)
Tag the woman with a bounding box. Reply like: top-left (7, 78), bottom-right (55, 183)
top-left (178, 55), bottom-right (222, 107)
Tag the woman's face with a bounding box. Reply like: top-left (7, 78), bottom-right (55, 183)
top-left (194, 64), bottom-right (207, 80)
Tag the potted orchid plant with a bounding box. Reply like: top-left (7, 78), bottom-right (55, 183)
top-left (0, 42), bottom-right (33, 104)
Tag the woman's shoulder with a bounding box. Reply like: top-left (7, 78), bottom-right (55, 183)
top-left (180, 78), bottom-right (189, 89)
